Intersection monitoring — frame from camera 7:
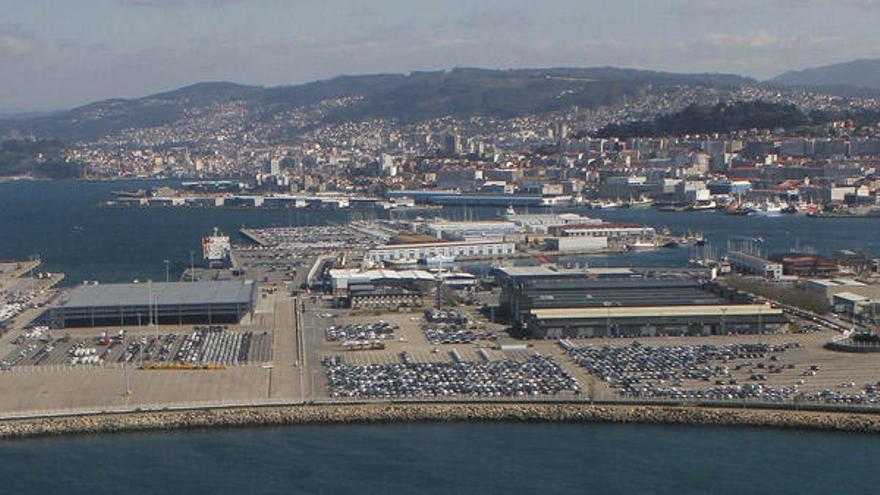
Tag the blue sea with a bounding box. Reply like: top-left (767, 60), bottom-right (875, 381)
top-left (1, 423), bottom-right (879, 494)
top-left (2, 179), bottom-right (880, 494)
top-left (1, 179), bottom-right (878, 285)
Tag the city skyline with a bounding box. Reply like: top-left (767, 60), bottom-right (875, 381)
top-left (2, 0), bottom-right (880, 111)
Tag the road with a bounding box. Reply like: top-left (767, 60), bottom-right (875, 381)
top-left (269, 296), bottom-right (301, 401)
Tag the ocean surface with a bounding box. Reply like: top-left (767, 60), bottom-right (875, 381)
top-left (1, 179), bottom-right (879, 285)
top-left (2, 423), bottom-right (879, 494)
top-left (3, 179), bottom-right (880, 493)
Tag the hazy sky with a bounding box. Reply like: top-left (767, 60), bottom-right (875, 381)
top-left (2, 0), bottom-right (879, 111)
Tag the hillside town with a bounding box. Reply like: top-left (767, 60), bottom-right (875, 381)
top-left (59, 81), bottom-right (880, 222)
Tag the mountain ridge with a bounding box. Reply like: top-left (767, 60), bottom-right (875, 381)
top-left (772, 58), bottom-right (880, 91)
top-left (0, 67), bottom-right (755, 142)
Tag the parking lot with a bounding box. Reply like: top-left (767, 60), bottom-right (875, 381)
top-left (1, 325), bottom-right (273, 369)
top-left (242, 225), bottom-right (380, 252)
top-left (553, 331), bottom-right (880, 405)
top-left (323, 352), bottom-right (580, 399)
top-left (422, 308), bottom-right (495, 345)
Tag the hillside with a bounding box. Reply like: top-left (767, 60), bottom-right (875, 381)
top-left (0, 67), bottom-right (754, 142)
top-left (772, 59), bottom-right (880, 91)
top-left (0, 140), bottom-right (81, 178)
top-left (594, 101), bottom-right (811, 138)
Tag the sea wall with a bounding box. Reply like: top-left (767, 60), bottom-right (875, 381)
top-left (2, 403), bottom-right (880, 440)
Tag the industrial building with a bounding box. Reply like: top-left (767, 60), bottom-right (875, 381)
top-left (832, 292), bottom-right (880, 324)
top-left (806, 278), bottom-right (880, 303)
top-left (494, 267), bottom-right (786, 338)
top-left (50, 281), bottom-right (257, 328)
top-left (328, 269), bottom-right (436, 291)
top-left (423, 220), bottom-right (521, 241)
top-left (505, 213), bottom-right (601, 234)
top-left (545, 236), bottom-right (608, 253)
top-left (728, 251), bottom-right (783, 280)
top-left (527, 304), bottom-right (787, 339)
top-left (349, 287), bottom-right (423, 310)
top-left (548, 223), bottom-right (656, 239)
top-left (769, 253), bottom-right (837, 277)
top-left (367, 240), bottom-right (515, 262)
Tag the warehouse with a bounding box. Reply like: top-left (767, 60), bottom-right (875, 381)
top-left (548, 223), bottom-right (656, 239)
top-left (367, 240), bottom-right (515, 262)
top-left (503, 278), bottom-right (732, 327)
top-left (50, 281), bottom-right (257, 328)
top-left (728, 251), bottom-right (783, 280)
top-left (348, 286), bottom-right (423, 310)
top-left (495, 271), bottom-right (783, 337)
top-left (545, 236), bottom-right (608, 253)
top-left (526, 304), bottom-right (788, 339)
top-left (423, 220), bottom-right (521, 241)
top-left (495, 265), bottom-right (638, 318)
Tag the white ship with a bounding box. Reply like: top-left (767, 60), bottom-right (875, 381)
top-left (202, 227), bottom-right (231, 267)
top-left (755, 202), bottom-right (783, 217)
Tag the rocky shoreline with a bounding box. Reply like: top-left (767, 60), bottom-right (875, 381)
top-left (2, 402), bottom-right (880, 440)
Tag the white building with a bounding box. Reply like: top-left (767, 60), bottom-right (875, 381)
top-left (728, 251), bottom-right (783, 281)
top-left (367, 240), bottom-right (515, 262)
top-left (506, 213), bottom-right (601, 234)
top-left (423, 221), bottom-right (521, 241)
top-left (554, 224), bottom-right (655, 238)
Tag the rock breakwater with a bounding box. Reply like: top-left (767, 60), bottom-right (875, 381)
top-left (2, 403), bottom-right (880, 440)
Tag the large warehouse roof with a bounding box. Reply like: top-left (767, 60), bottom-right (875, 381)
top-left (58, 281), bottom-right (255, 309)
top-left (530, 304), bottom-right (783, 320)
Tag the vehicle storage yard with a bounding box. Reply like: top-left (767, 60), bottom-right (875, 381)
top-left (309, 304), bottom-right (880, 406)
top-left (554, 332), bottom-right (880, 405)
top-left (0, 325), bottom-right (272, 369)
top-left (240, 225), bottom-right (381, 251)
top-left (1, 282), bottom-right (880, 415)
top-left (323, 353), bottom-right (579, 399)
top-left (0, 260), bottom-right (64, 333)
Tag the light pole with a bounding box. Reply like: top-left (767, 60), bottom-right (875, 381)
top-left (721, 307), bottom-right (728, 335)
top-left (164, 259), bottom-right (170, 283)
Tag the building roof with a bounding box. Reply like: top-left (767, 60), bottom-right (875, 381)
top-left (329, 269), bottom-right (436, 282)
top-left (807, 278), bottom-right (867, 288)
top-left (833, 292), bottom-right (869, 303)
top-left (495, 265), bottom-right (579, 277)
top-left (530, 304), bottom-right (783, 320)
top-left (58, 281), bottom-right (255, 309)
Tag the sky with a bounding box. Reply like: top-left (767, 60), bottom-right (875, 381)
top-left (1, 0), bottom-right (880, 111)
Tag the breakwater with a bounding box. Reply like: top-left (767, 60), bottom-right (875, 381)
top-left (3, 402), bottom-right (880, 440)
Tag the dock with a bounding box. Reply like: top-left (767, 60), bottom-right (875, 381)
top-left (240, 228), bottom-right (271, 247)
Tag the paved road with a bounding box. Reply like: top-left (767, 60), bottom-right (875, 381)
top-left (269, 297), bottom-right (301, 400)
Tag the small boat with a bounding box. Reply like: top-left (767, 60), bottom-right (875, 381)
top-left (755, 202), bottom-right (783, 217)
top-left (629, 196), bottom-right (654, 209)
top-left (626, 241), bottom-right (656, 251)
top-left (688, 200), bottom-right (717, 211)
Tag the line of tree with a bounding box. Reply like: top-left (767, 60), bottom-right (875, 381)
top-left (595, 101), bottom-right (814, 138)
top-left (0, 139), bottom-right (82, 179)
